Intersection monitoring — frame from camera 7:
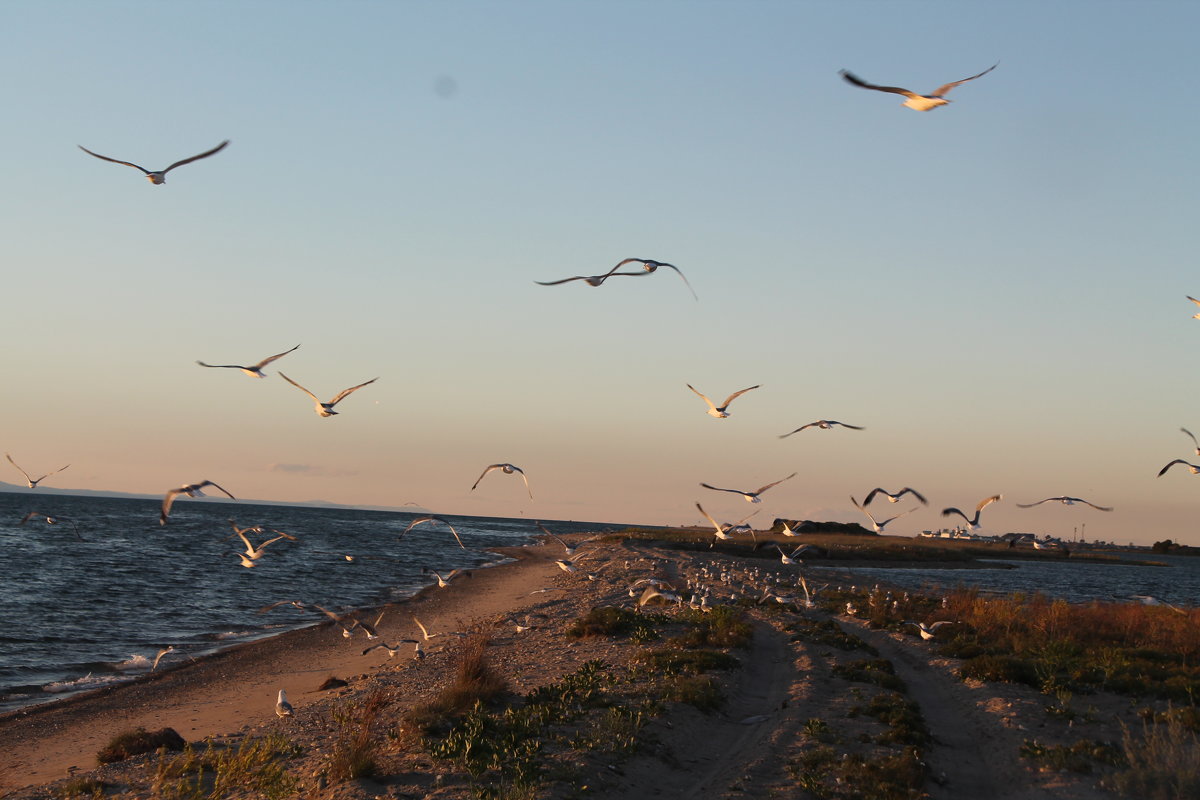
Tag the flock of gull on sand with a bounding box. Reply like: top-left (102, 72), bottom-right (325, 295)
top-left (6, 62), bottom-right (1195, 719)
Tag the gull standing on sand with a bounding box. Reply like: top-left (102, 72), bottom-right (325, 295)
top-left (160, 480), bottom-right (235, 525)
top-left (838, 63), bottom-right (998, 111)
top-left (700, 472), bottom-right (797, 503)
top-left (779, 420), bottom-right (864, 438)
top-left (275, 689), bottom-right (294, 718)
top-left (941, 494), bottom-right (1002, 530)
top-left (863, 487), bottom-right (928, 506)
top-left (471, 463), bottom-right (532, 498)
top-left (1157, 459), bottom-right (1200, 477)
top-left (1016, 497), bottom-right (1113, 511)
top-left (278, 373), bottom-right (378, 417)
top-left (400, 515), bottom-right (466, 549)
top-left (19, 511), bottom-right (83, 540)
top-left (851, 496), bottom-right (918, 533)
top-left (687, 383), bottom-right (760, 418)
top-left (196, 344), bottom-right (300, 378)
top-left (6, 454), bottom-right (69, 488)
top-left (78, 140), bottom-right (230, 184)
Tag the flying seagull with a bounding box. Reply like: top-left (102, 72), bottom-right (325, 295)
top-left (18, 511), bottom-right (83, 540)
top-left (863, 487), bottom-right (928, 506)
top-left (700, 472), bottom-right (797, 503)
top-left (851, 496), bottom-right (918, 533)
top-left (614, 258), bottom-right (698, 300)
top-left (779, 420), bottom-right (864, 438)
top-left (423, 566), bottom-right (472, 587)
top-left (906, 621), bottom-right (955, 641)
top-left (1016, 496), bottom-right (1113, 512)
top-left (471, 463), bottom-right (532, 498)
top-left (78, 140), bottom-right (230, 184)
top-left (6, 454), bottom-right (69, 488)
top-left (1182, 427), bottom-right (1200, 456)
top-left (1188, 296), bottom-right (1200, 319)
top-left (1157, 459), bottom-right (1200, 477)
top-left (941, 494), bottom-right (1002, 530)
top-left (687, 383), bottom-right (760, 418)
top-left (278, 373), bottom-right (377, 417)
top-left (160, 480), bottom-right (236, 525)
top-left (227, 520), bottom-right (297, 561)
top-left (400, 515), bottom-right (466, 549)
top-left (196, 344), bottom-right (300, 378)
top-left (838, 63), bottom-right (998, 111)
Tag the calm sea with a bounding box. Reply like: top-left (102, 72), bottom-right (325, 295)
top-left (833, 554), bottom-right (1200, 607)
top-left (0, 492), bottom-right (624, 713)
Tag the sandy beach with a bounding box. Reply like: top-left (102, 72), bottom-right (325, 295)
top-left (0, 535), bottom-right (1177, 799)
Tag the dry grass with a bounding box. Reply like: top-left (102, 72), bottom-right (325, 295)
top-left (403, 637), bottom-right (508, 736)
top-left (95, 726), bottom-right (186, 765)
top-left (327, 691), bottom-right (387, 783)
top-left (1109, 713), bottom-right (1200, 799)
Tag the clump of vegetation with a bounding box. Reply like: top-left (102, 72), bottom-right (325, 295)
top-left (673, 606), bottom-right (754, 649)
top-left (53, 777), bottom-right (110, 799)
top-left (959, 653), bottom-right (1041, 687)
top-left (404, 637), bottom-right (508, 735)
top-left (635, 647), bottom-right (739, 675)
top-left (1019, 738), bottom-right (1124, 774)
top-left (426, 660), bottom-right (637, 799)
top-left (661, 674), bottom-right (724, 712)
top-left (833, 658), bottom-right (907, 692)
top-left (788, 616), bottom-right (877, 652)
top-left (1108, 715), bottom-right (1200, 799)
top-left (850, 691), bottom-right (930, 747)
top-left (567, 605), bottom-right (663, 642)
top-left (151, 734), bottom-right (300, 800)
top-left (327, 691), bottom-right (387, 783)
top-left (96, 726), bottom-right (186, 765)
top-left (789, 744), bottom-right (928, 799)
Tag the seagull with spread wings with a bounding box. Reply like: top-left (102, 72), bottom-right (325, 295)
top-left (471, 463), bottom-right (532, 498)
top-left (851, 496), bottom-right (918, 533)
top-left (839, 63), bottom-right (997, 111)
top-left (1158, 459), bottom-right (1200, 477)
top-left (701, 472), bottom-right (797, 503)
top-left (779, 420), bottom-right (864, 438)
top-left (78, 140), bottom-right (229, 184)
top-left (278, 373), bottom-right (377, 417)
top-left (687, 383), bottom-right (760, 418)
top-left (941, 494), bottom-right (1002, 530)
top-left (160, 480), bottom-right (236, 525)
top-left (863, 487), bottom-right (928, 506)
top-left (1016, 497), bottom-right (1113, 512)
top-left (400, 515), bottom-right (466, 549)
top-left (196, 344), bottom-right (299, 378)
top-left (6, 454), bottom-right (69, 488)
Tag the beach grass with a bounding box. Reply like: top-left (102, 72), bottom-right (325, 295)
top-left (326, 690), bottom-right (386, 783)
top-left (150, 733), bottom-right (300, 800)
top-left (95, 726), bottom-right (186, 765)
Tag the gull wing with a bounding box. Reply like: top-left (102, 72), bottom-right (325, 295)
top-left (940, 507), bottom-right (969, 523)
top-left (328, 377), bottom-right (378, 406)
top-left (695, 502), bottom-right (723, 534)
top-left (77, 145), bottom-right (150, 174)
top-left (196, 361), bottom-right (249, 370)
top-left (830, 421), bottom-right (865, 430)
top-left (700, 482), bottom-right (743, 497)
top-left (1016, 498), bottom-right (1052, 508)
top-left (1077, 498), bottom-right (1114, 512)
top-left (779, 422), bottom-right (817, 438)
top-left (838, 70), bottom-right (918, 98)
top-left (5, 454), bottom-right (33, 483)
top-left (975, 494), bottom-right (1002, 512)
top-left (753, 472), bottom-right (797, 495)
top-left (198, 480), bottom-right (236, 500)
top-left (719, 384), bottom-right (761, 409)
top-left (162, 140), bottom-right (230, 174)
top-left (278, 372), bottom-right (321, 402)
top-left (900, 488), bottom-right (928, 505)
top-left (471, 464), bottom-right (501, 490)
top-left (930, 62), bottom-right (998, 97)
top-left (251, 344), bottom-right (301, 370)
top-left (851, 496), bottom-right (878, 527)
top-left (686, 384), bottom-right (718, 412)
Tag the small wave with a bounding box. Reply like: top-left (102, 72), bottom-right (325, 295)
top-left (43, 673), bottom-right (126, 694)
top-left (113, 654), bottom-right (152, 671)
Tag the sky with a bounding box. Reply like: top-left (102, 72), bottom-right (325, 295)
top-left (1, 1), bottom-right (1198, 546)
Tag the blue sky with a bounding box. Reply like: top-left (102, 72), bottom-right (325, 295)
top-left (2, 1), bottom-right (1198, 545)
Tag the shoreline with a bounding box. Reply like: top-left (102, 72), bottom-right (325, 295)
top-left (0, 542), bottom-right (564, 792)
